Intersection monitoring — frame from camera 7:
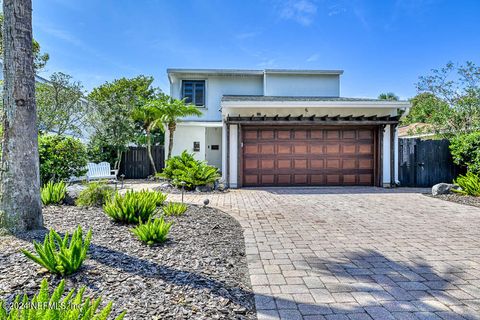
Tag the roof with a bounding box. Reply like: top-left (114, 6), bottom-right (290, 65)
top-left (222, 95), bottom-right (408, 103)
top-left (167, 68), bottom-right (344, 76)
top-left (226, 114), bottom-right (401, 125)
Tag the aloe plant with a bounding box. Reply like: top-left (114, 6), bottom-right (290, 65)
top-left (41, 181), bottom-right (67, 205)
top-left (21, 226), bottom-right (92, 276)
top-left (0, 278), bottom-right (126, 319)
top-left (131, 217), bottom-right (172, 245)
top-left (162, 202), bottom-right (188, 216)
top-left (103, 190), bottom-right (158, 223)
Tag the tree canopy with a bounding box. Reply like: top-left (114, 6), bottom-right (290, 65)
top-left (378, 92), bottom-right (399, 101)
top-left (415, 61), bottom-right (480, 136)
top-left (36, 72), bottom-right (87, 136)
top-left (87, 75), bottom-right (157, 168)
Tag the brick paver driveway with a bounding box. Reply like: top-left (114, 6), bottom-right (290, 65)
top-left (171, 187), bottom-right (480, 320)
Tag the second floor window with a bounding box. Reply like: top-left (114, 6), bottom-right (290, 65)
top-left (182, 80), bottom-right (205, 106)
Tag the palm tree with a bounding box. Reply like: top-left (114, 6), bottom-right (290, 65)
top-left (148, 95), bottom-right (202, 160)
top-left (378, 92), bottom-right (400, 101)
top-left (132, 101), bottom-right (163, 174)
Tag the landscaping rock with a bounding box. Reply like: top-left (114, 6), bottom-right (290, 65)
top-left (64, 184), bottom-right (86, 205)
top-left (432, 183), bottom-right (457, 196)
top-left (216, 183), bottom-right (226, 191)
top-left (195, 183), bottom-right (214, 192)
top-left (0, 205), bottom-right (255, 319)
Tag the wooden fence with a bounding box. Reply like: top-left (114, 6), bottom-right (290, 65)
top-left (119, 146), bottom-right (165, 179)
top-left (398, 138), bottom-right (462, 187)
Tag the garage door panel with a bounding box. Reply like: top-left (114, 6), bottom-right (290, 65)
top-left (243, 127), bottom-right (375, 186)
top-left (260, 130), bottom-right (274, 139)
top-left (260, 159), bottom-right (275, 169)
top-left (277, 130), bottom-right (291, 139)
top-left (259, 144), bottom-right (274, 154)
top-left (294, 174), bottom-right (308, 184)
top-left (244, 144), bottom-right (258, 154)
top-left (278, 145), bottom-right (292, 154)
top-left (277, 174), bottom-right (291, 184)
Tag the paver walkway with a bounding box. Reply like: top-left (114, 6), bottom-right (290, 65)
top-left (168, 187), bottom-right (480, 320)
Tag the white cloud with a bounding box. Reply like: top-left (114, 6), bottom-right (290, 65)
top-left (306, 53), bottom-right (320, 62)
top-left (278, 0), bottom-right (318, 26)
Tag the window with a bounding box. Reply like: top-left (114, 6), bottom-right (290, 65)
top-left (182, 80), bottom-right (205, 106)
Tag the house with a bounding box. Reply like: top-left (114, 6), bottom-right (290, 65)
top-left (166, 68), bottom-right (410, 188)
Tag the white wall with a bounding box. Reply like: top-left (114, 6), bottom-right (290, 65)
top-left (383, 125), bottom-right (391, 186)
top-left (170, 75), bottom-right (263, 122)
top-left (265, 74), bottom-right (340, 97)
top-left (205, 127), bottom-right (222, 169)
top-left (228, 125), bottom-right (238, 188)
top-left (164, 124), bottom-right (206, 161)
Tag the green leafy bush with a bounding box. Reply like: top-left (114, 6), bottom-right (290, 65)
top-left (103, 190), bottom-right (158, 223)
top-left (41, 181), bottom-right (67, 205)
top-left (137, 189), bottom-right (167, 206)
top-left (131, 217), bottom-right (172, 245)
top-left (0, 278), bottom-right (126, 319)
top-left (76, 181), bottom-right (115, 207)
top-left (39, 134), bottom-right (88, 183)
top-left (161, 151), bottom-right (220, 190)
top-left (162, 202), bottom-right (187, 216)
top-left (21, 226), bottom-right (92, 276)
top-left (453, 172), bottom-right (480, 196)
top-left (450, 131), bottom-right (480, 175)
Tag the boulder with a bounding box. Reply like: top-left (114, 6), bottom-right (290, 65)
top-left (216, 183), bottom-right (226, 191)
top-left (195, 184), bottom-right (214, 192)
top-left (432, 183), bottom-right (457, 196)
top-left (64, 184), bottom-right (87, 205)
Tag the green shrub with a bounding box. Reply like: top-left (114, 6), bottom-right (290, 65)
top-left (21, 226), bottom-right (92, 276)
top-left (162, 202), bottom-right (187, 216)
top-left (103, 190), bottom-right (157, 223)
top-left (41, 181), bottom-right (67, 205)
top-left (161, 151), bottom-right (220, 190)
top-left (39, 134), bottom-right (88, 183)
top-left (76, 181), bottom-right (115, 207)
top-left (450, 131), bottom-right (480, 175)
top-left (136, 189), bottom-right (167, 206)
top-left (0, 278), bottom-right (126, 319)
top-left (453, 172), bottom-right (480, 196)
top-left (131, 217), bottom-right (172, 245)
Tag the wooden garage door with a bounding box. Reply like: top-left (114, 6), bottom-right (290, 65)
top-left (242, 127), bottom-right (376, 186)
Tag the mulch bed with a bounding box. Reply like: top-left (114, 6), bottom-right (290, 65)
top-left (426, 193), bottom-right (480, 208)
top-left (0, 205), bottom-right (255, 319)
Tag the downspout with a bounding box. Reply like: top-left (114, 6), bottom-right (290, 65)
top-left (390, 123), bottom-right (396, 188)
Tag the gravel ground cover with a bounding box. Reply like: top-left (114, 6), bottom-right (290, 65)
top-left (0, 205), bottom-right (255, 319)
top-left (426, 193), bottom-right (480, 208)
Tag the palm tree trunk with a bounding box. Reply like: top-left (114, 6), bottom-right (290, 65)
top-left (146, 128), bottom-right (157, 174)
top-left (167, 122), bottom-right (176, 159)
top-left (0, 0), bottom-right (43, 231)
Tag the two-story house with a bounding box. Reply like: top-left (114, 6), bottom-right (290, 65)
top-left (167, 69), bottom-right (410, 188)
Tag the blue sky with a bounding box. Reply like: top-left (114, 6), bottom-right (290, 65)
top-left (32, 0), bottom-right (480, 99)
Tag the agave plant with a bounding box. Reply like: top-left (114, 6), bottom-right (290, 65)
top-left (21, 226), bottom-right (92, 276)
top-left (131, 217), bottom-right (173, 245)
top-left (162, 202), bottom-right (188, 216)
top-left (41, 181), bottom-right (67, 205)
top-left (103, 190), bottom-right (158, 223)
top-left (0, 278), bottom-right (126, 319)
top-left (453, 171), bottom-right (480, 196)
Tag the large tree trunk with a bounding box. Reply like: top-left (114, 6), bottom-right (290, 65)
top-left (146, 128), bottom-right (157, 174)
top-left (167, 122), bottom-right (176, 160)
top-left (0, 0), bottom-right (42, 231)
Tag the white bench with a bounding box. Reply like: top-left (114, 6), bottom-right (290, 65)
top-left (86, 162), bottom-right (118, 181)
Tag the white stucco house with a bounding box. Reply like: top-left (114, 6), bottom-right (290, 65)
top-left (166, 68), bottom-right (410, 188)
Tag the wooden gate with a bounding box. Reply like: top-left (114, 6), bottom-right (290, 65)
top-left (119, 146), bottom-right (164, 179)
top-left (398, 138), bottom-right (462, 187)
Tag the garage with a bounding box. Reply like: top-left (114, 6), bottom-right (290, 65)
top-left (241, 127), bottom-right (378, 186)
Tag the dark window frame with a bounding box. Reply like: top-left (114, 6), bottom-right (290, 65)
top-left (181, 80), bottom-right (206, 107)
